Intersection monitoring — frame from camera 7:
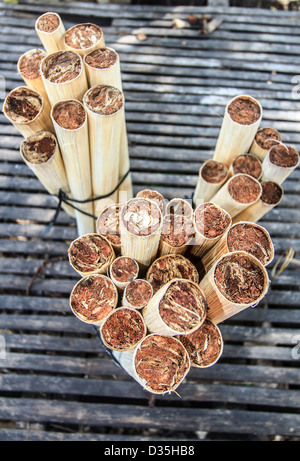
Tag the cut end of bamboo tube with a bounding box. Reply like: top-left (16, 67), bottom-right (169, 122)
top-left (64, 23), bottom-right (105, 56)
top-left (109, 255), bottom-right (139, 291)
top-left (123, 279), bottom-right (153, 309)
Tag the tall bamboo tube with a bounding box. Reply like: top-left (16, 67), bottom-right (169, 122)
top-left (51, 100), bottom-right (95, 236)
top-left (17, 49), bottom-right (50, 107)
top-left (40, 51), bottom-right (88, 107)
top-left (213, 95), bottom-right (262, 167)
top-left (113, 334), bottom-right (191, 395)
top-left (119, 197), bottom-right (162, 271)
top-left (261, 143), bottom-right (299, 184)
top-left (20, 131), bottom-right (74, 217)
top-left (193, 160), bottom-right (228, 206)
top-left (233, 181), bottom-right (283, 223)
top-left (3, 86), bottom-right (53, 138)
top-left (35, 12), bottom-right (66, 54)
top-left (199, 251), bottom-right (269, 325)
top-left (158, 213), bottom-right (194, 257)
top-left (249, 127), bottom-right (282, 161)
top-left (210, 173), bottom-right (262, 218)
top-left (96, 203), bottom-right (122, 254)
top-left (83, 84), bottom-right (124, 216)
top-left (64, 23), bottom-right (105, 57)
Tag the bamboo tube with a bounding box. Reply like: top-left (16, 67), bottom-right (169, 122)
top-left (146, 253), bottom-right (199, 295)
top-left (69, 274), bottom-right (118, 327)
top-left (233, 181), bottom-right (283, 223)
top-left (113, 334), bottom-right (191, 395)
top-left (20, 131), bottom-right (74, 218)
top-left (100, 307), bottom-right (147, 352)
top-left (3, 86), bottom-right (53, 138)
top-left (51, 99), bottom-right (95, 236)
top-left (199, 251), bottom-right (269, 325)
top-left (83, 47), bottom-right (133, 205)
top-left (165, 198), bottom-right (193, 219)
top-left (136, 189), bottom-right (166, 215)
top-left (120, 197), bottom-right (163, 271)
top-left (179, 319), bottom-right (223, 368)
top-left (143, 278), bottom-right (207, 336)
top-left (17, 49), bottom-right (50, 107)
top-left (229, 153), bottom-right (262, 180)
top-left (213, 95), bottom-right (262, 167)
top-left (261, 143), bottom-right (299, 184)
top-left (68, 233), bottom-right (115, 277)
top-left (64, 23), bottom-right (105, 57)
top-left (109, 256), bottom-right (139, 291)
top-left (210, 173), bottom-right (262, 218)
top-left (83, 84), bottom-right (124, 216)
top-left (190, 202), bottom-right (231, 258)
top-left (122, 279), bottom-right (153, 310)
top-left (158, 214), bottom-right (194, 257)
top-left (193, 160), bottom-right (228, 206)
top-left (201, 221), bottom-right (274, 275)
top-left (249, 126), bottom-right (282, 161)
top-left (96, 203), bottom-right (122, 254)
top-left (40, 51), bottom-right (88, 107)
top-left (35, 12), bottom-right (66, 54)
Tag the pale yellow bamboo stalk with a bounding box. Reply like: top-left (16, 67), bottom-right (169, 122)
top-left (142, 278), bottom-right (207, 336)
top-left (119, 197), bottom-right (162, 271)
top-left (210, 173), bottom-right (262, 218)
top-left (213, 95), bottom-right (262, 167)
top-left (249, 127), bottom-right (282, 161)
top-left (158, 214), bottom-right (194, 257)
top-left (64, 23), bottom-right (105, 57)
top-left (51, 100), bottom-right (95, 236)
top-left (35, 12), bottom-right (66, 54)
top-left (40, 51), bottom-right (88, 107)
top-left (83, 84), bottom-right (124, 216)
top-left (113, 334), bottom-right (191, 395)
top-left (109, 256), bottom-right (139, 291)
top-left (193, 160), bottom-right (228, 206)
top-left (20, 131), bottom-right (74, 218)
top-left (261, 143), bottom-right (299, 185)
top-left (199, 251), bottom-right (269, 325)
top-left (190, 202), bottom-right (231, 258)
top-left (233, 181), bottom-right (283, 224)
top-left (17, 49), bottom-right (50, 107)
top-left (3, 86), bottom-right (53, 138)
top-left (96, 203), bottom-right (122, 254)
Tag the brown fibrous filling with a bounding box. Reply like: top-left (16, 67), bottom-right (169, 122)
top-left (201, 160), bottom-right (228, 184)
top-left (228, 175), bottom-right (261, 204)
top-left (161, 214), bottom-right (194, 247)
top-left (68, 234), bottom-right (113, 273)
top-left (65, 23), bottom-right (102, 50)
top-left (19, 49), bottom-right (46, 79)
top-left (194, 203), bottom-right (231, 239)
top-left (111, 257), bottom-right (138, 283)
top-left (255, 127), bottom-right (281, 149)
top-left (261, 181), bottom-right (283, 205)
top-left (84, 84), bottom-right (123, 115)
top-left (227, 223), bottom-right (272, 265)
top-left (22, 133), bottom-right (56, 164)
top-left (37, 13), bottom-right (60, 33)
top-left (214, 253), bottom-right (266, 304)
top-left (228, 96), bottom-right (261, 125)
top-left (101, 308), bottom-right (146, 350)
top-left (52, 100), bottom-right (86, 130)
top-left (179, 319), bottom-right (223, 367)
top-left (135, 335), bottom-right (190, 393)
top-left (96, 204), bottom-right (121, 246)
top-left (146, 254), bottom-right (199, 294)
top-left (70, 275), bottom-right (117, 322)
top-left (125, 280), bottom-right (153, 308)
top-left (4, 87), bottom-right (42, 123)
top-left (42, 51), bottom-right (81, 83)
top-left (85, 48), bottom-right (117, 69)
top-left (269, 144), bottom-right (299, 168)
top-left (166, 198), bottom-right (193, 219)
top-left (136, 189), bottom-right (165, 213)
top-left (232, 154), bottom-right (262, 179)
top-left (121, 198), bottom-right (161, 237)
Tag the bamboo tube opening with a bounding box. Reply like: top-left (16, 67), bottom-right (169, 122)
top-left (136, 189), bottom-right (166, 215)
top-left (96, 203), bottom-right (122, 254)
top-left (158, 213), bottom-right (194, 257)
top-left (261, 181), bottom-right (283, 206)
top-left (64, 23), bottom-right (105, 56)
top-left (35, 12), bottom-right (65, 54)
top-left (165, 198), bottom-right (193, 219)
top-left (250, 126), bottom-right (282, 161)
top-left (190, 202), bottom-right (231, 258)
top-left (69, 274), bottom-right (118, 326)
top-left (231, 153), bottom-right (262, 180)
top-left (83, 47), bottom-right (121, 89)
top-left (228, 95), bottom-right (261, 125)
top-left (123, 279), bottom-right (153, 309)
top-left (68, 233), bottom-right (115, 277)
top-left (100, 307), bottom-right (147, 352)
top-left (52, 99), bottom-right (86, 130)
top-left (18, 48), bottom-right (47, 84)
top-left (84, 83), bottom-right (123, 115)
top-left (133, 334), bottom-right (190, 394)
top-left (193, 159), bottom-right (229, 205)
top-left (179, 319), bottom-right (223, 368)
top-left (146, 253), bottom-right (199, 295)
top-left (261, 143), bottom-right (299, 184)
top-left (85, 47), bottom-right (118, 70)
top-left (109, 256), bottom-right (139, 291)
top-left (21, 130), bottom-right (56, 164)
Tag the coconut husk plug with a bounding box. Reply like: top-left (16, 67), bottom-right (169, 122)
top-left (261, 143), bottom-right (299, 185)
top-left (109, 256), bottom-right (139, 291)
top-left (122, 279), bottom-right (153, 310)
top-left (249, 126), bottom-right (282, 161)
top-left (64, 23), bottom-right (105, 57)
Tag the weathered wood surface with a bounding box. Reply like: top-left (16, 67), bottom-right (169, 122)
top-left (0, 1), bottom-right (299, 441)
